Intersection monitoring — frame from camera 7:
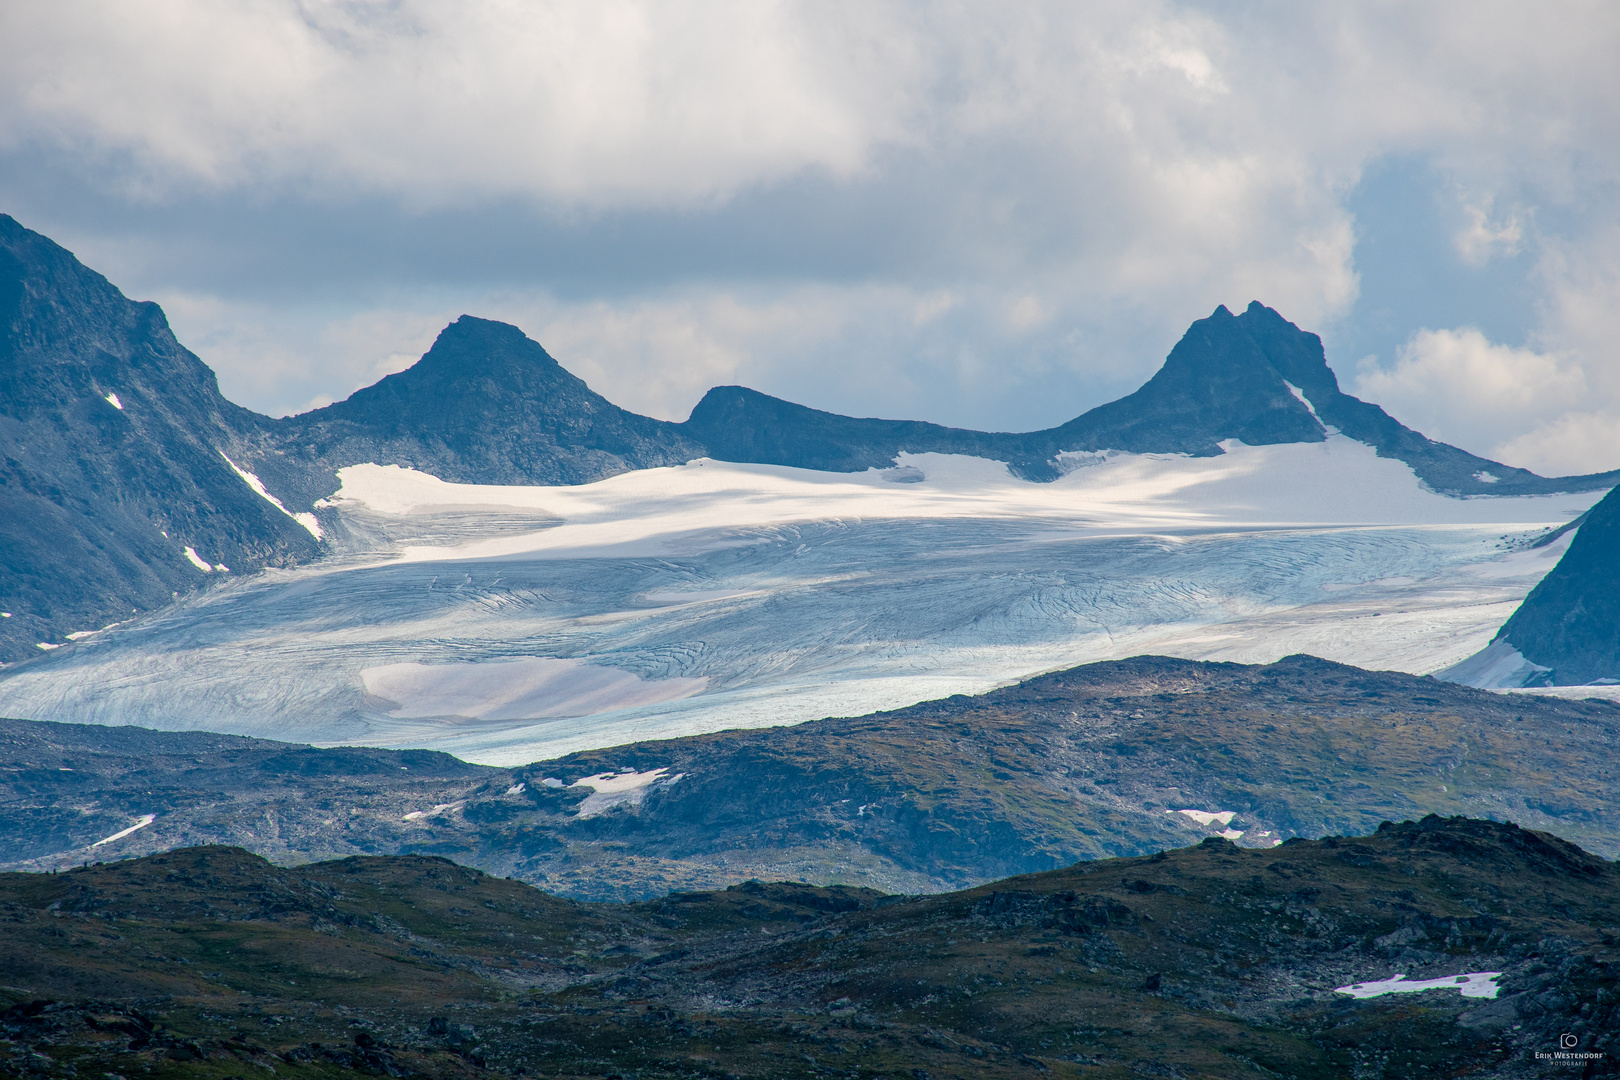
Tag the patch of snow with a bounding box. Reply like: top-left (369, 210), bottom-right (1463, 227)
top-left (1282, 382), bottom-right (1331, 433)
top-left (361, 657), bottom-right (707, 721)
top-left (1336, 971), bottom-right (1502, 1000)
top-left (213, 564), bottom-right (230, 573)
top-left (35, 642), bottom-right (62, 651)
top-left (219, 451), bottom-right (324, 539)
top-left (91, 813), bottom-right (156, 847)
top-left (0, 612), bottom-right (10, 617)
top-left (505, 782), bottom-right (525, 795)
top-left (183, 546), bottom-right (213, 572)
top-left (1434, 639), bottom-right (1551, 690)
top-left (570, 767), bottom-right (682, 818)
top-left (1473, 471), bottom-right (1500, 484)
top-left (1219, 828), bottom-right (1245, 840)
top-left (402, 801), bottom-right (464, 822)
top-left (541, 778), bottom-right (565, 789)
top-left (104, 392), bottom-right (123, 410)
top-left (1173, 809), bottom-right (1236, 828)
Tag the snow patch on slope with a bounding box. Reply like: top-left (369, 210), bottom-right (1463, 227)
top-left (570, 768), bottom-right (681, 817)
top-left (1435, 639), bottom-right (1551, 689)
top-left (220, 451), bottom-right (323, 539)
top-left (1336, 972), bottom-right (1501, 1000)
top-left (91, 813), bottom-right (155, 848)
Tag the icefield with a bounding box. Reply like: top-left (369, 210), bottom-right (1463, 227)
top-left (0, 437), bottom-right (1602, 765)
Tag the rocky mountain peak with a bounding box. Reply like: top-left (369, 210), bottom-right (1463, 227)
top-left (1069, 301), bottom-right (1329, 455)
top-left (0, 215), bottom-right (320, 662)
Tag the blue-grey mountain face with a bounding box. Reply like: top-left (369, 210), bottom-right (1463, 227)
top-left (1490, 483), bottom-right (1620, 685)
top-left (249, 316), bottom-right (706, 508)
top-left (3, 212), bottom-right (1615, 663)
top-left (0, 216), bottom-right (320, 662)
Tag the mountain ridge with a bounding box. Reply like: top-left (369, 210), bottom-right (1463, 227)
top-left (4, 211), bottom-right (1617, 661)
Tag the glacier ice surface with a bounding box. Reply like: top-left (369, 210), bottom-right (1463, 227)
top-left (0, 437), bottom-right (1604, 766)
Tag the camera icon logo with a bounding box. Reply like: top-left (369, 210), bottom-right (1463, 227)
top-left (1559, 1033), bottom-right (1578, 1049)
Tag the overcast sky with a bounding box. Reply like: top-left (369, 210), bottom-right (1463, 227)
top-left (4, 1), bottom-right (1619, 475)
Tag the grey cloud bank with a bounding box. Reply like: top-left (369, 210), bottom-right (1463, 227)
top-left (2, 1), bottom-right (1619, 472)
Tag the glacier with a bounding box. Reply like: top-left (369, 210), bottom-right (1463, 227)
top-left (0, 435), bottom-right (1602, 766)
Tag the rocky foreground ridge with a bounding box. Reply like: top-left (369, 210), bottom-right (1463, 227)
top-left (2, 815), bottom-right (1615, 1079)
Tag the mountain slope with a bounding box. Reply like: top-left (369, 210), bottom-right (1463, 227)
top-left (1456, 483), bottom-right (1620, 686)
top-left (1, 818), bottom-right (1615, 1079)
top-left (0, 215), bottom-right (320, 661)
top-left (9, 654), bottom-right (1620, 898)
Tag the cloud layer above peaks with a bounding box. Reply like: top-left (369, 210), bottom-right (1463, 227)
top-left (3, 1), bottom-right (1620, 473)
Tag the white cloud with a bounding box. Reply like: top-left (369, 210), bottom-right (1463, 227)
top-left (0, 0), bottom-right (919, 206)
top-left (6, 2), bottom-right (1620, 447)
top-left (1494, 411), bottom-right (1620, 476)
top-left (1352, 327), bottom-right (1588, 461)
top-left (1454, 201), bottom-right (1523, 266)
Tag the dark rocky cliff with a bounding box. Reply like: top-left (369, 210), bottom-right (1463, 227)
top-left (0, 215), bottom-right (319, 661)
top-left (1493, 482), bottom-right (1620, 684)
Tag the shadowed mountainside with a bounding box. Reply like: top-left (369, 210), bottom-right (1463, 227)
top-left (1495, 482), bottom-right (1620, 685)
top-left (1, 816), bottom-right (1615, 1079)
top-left (0, 216), bottom-right (321, 661)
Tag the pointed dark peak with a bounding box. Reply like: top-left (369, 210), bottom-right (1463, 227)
top-left (423, 314), bottom-right (564, 370)
top-left (272, 316), bottom-right (703, 489)
top-left (1051, 303), bottom-right (1326, 456)
top-left (1231, 301), bottom-right (1343, 402)
top-left (304, 316), bottom-right (585, 430)
top-left (1220, 300), bottom-right (1620, 495)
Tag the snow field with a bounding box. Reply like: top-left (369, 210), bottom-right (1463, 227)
top-left (0, 439), bottom-right (1602, 766)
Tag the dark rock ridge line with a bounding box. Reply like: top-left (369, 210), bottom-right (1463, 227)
top-left (5, 212), bottom-right (1617, 659)
top-left (685, 300), bottom-right (1619, 498)
top-left (6, 653), bottom-right (1619, 900)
